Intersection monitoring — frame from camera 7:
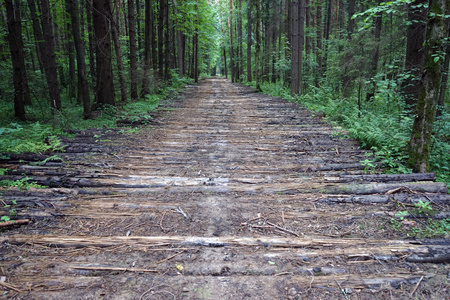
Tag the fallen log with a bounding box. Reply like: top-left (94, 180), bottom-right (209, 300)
top-left (321, 182), bottom-right (448, 195)
top-left (0, 219), bottom-right (30, 227)
top-left (0, 234), bottom-right (427, 249)
top-left (324, 173), bottom-right (436, 183)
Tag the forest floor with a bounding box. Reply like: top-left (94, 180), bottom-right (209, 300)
top-left (0, 78), bottom-right (449, 299)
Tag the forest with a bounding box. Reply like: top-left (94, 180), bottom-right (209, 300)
top-left (0, 0), bottom-right (449, 185)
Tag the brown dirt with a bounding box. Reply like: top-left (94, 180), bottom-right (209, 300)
top-left (0, 78), bottom-right (449, 299)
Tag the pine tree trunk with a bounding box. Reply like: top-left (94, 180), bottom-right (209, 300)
top-left (193, 1), bottom-right (199, 82)
top-left (322, 0), bottom-right (331, 75)
top-left (67, 0), bottom-right (91, 119)
top-left (408, 0), bottom-right (448, 173)
top-left (86, 0), bottom-right (96, 86)
top-left (93, 0), bottom-right (116, 106)
top-left (437, 17), bottom-right (450, 117)
top-left (246, 0), bottom-right (252, 82)
top-left (6, 0), bottom-right (27, 120)
top-left (158, 0), bottom-right (164, 77)
top-left (315, 0), bottom-right (323, 86)
top-left (128, 0), bottom-right (138, 100)
top-left (39, 0), bottom-right (61, 111)
top-left (111, 2), bottom-right (127, 103)
top-left (229, 0), bottom-right (235, 82)
top-left (238, 0), bottom-right (243, 82)
top-left (255, 0), bottom-right (261, 90)
top-left (291, 0), bottom-right (300, 95)
top-left (141, 0), bottom-right (154, 97)
top-left (402, 0), bottom-right (428, 110)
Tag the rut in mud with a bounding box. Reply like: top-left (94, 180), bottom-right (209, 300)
top-left (1, 78), bottom-right (449, 299)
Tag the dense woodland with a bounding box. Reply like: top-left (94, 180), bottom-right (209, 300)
top-left (0, 0), bottom-right (449, 180)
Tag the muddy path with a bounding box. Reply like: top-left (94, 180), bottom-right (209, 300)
top-left (1, 78), bottom-right (449, 299)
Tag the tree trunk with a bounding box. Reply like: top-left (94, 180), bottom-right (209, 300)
top-left (402, 0), bottom-right (428, 110)
top-left (39, 0), bottom-right (62, 111)
top-left (110, 1), bottom-right (127, 103)
top-left (141, 0), bottom-right (154, 97)
top-left (86, 0), bottom-right (96, 85)
top-left (67, 0), bottom-right (91, 119)
top-left (347, 0), bottom-right (355, 39)
top-left (229, 0), bottom-right (235, 82)
top-left (368, 0), bottom-right (382, 101)
top-left (128, 0), bottom-right (138, 100)
top-left (66, 20), bottom-right (76, 100)
top-left (315, 0), bottom-right (323, 86)
top-left (291, 0), bottom-right (300, 95)
top-left (174, 0), bottom-right (184, 77)
top-left (437, 17), bottom-right (450, 117)
top-left (6, 0), bottom-right (27, 120)
top-left (255, 0), bottom-right (261, 90)
top-left (223, 46), bottom-right (228, 78)
top-left (158, 0), bottom-right (165, 77)
top-left (27, 0), bottom-right (44, 75)
top-left (408, 0), bottom-right (448, 173)
top-left (93, 0), bottom-right (116, 106)
top-left (238, 0), bottom-right (243, 82)
top-left (322, 0), bottom-right (331, 75)
top-left (163, 0), bottom-right (170, 79)
top-left (246, 0), bottom-right (252, 82)
top-left (193, 1), bottom-right (199, 82)
top-left (305, 0), bottom-right (311, 56)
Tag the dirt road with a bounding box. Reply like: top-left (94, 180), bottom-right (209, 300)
top-left (1, 78), bottom-right (449, 299)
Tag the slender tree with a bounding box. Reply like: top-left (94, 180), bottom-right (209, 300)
top-left (111, 1), bottom-right (128, 103)
top-left (408, 0), bottom-right (448, 172)
top-left (402, 0), bottom-right (428, 109)
top-left (38, 0), bottom-right (62, 111)
top-left (67, 0), bottom-right (91, 119)
top-left (129, 0), bottom-right (139, 99)
top-left (93, 0), bottom-right (116, 106)
top-left (5, 0), bottom-right (28, 120)
top-left (141, 0), bottom-right (154, 96)
top-left (246, 0), bottom-right (252, 82)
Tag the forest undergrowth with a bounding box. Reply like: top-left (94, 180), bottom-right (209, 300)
top-left (250, 80), bottom-right (450, 188)
top-left (0, 73), bottom-right (192, 156)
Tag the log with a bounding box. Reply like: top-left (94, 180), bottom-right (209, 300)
top-left (324, 173), bottom-right (436, 183)
top-left (0, 219), bottom-right (30, 227)
top-left (321, 182), bottom-right (448, 195)
top-left (69, 265), bottom-right (158, 273)
top-left (0, 234), bottom-right (426, 249)
top-left (318, 193), bottom-right (450, 205)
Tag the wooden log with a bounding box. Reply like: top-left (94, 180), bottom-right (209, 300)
top-left (319, 193), bottom-right (450, 205)
top-left (321, 182), bottom-right (448, 195)
top-left (0, 219), bottom-right (30, 227)
top-left (0, 234), bottom-right (427, 249)
top-left (324, 173), bottom-right (436, 183)
top-left (69, 265), bottom-right (158, 273)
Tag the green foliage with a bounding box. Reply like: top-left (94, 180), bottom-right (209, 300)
top-left (0, 177), bottom-right (46, 190)
top-left (1, 200), bottom-right (17, 223)
top-left (0, 123), bottom-right (63, 154)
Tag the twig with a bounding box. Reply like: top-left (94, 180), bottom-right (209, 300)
top-left (159, 210), bottom-right (168, 231)
top-left (266, 221), bottom-right (299, 237)
top-left (156, 250), bottom-right (185, 264)
top-left (174, 207), bottom-right (189, 220)
top-left (0, 281), bottom-right (23, 293)
top-left (410, 276), bottom-right (424, 297)
top-left (69, 266), bottom-right (158, 273)
top-left (335, 279), bottom-right (349, 300)
top-left (0, 219), bottom-right (30, 227)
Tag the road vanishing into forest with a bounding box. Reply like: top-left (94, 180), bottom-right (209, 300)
top-left (1, 78), bottom-right (449, 299)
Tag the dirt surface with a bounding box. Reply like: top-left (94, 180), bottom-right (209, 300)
top-left (1, 78), bottom-right (449, 299)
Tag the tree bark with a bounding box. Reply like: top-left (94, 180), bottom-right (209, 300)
top-left (193, 1), bottom-right (199, 82)
top-left (67, 0), bottom-right (91, 119)
top-left (322, 0), bottom-right (331, 75)
top-left (158, 0), bottom-right (165, 77)
top-left (93, 0), bottom-right (116, 106)
top-left (291, 0), bottom-right (300, 95)
top-left (315, 0), bottom-right (323, 86)
top-left (229, 0), bottom-right (235, 82)
top-left (238, 0), bottom-right (243, 82)
top-left (408, 0), bottom-right (448, 173)
top-left (255, 0), bottom-right (261, 90)
top-left (141, 0), bottom-right (154, 97)
top-left (6, 0), bottom-right (28, 120)
top-left (38, 0), bottom-right (62, 111)
top-left (86, 0), bottom-right (96, 85)
top-left (128, 0), bottom-right (139, 100)
top-left (402, 0), bottom-right (428, 110)
top-left (111, 1), bottom-right (128, 103)
top-left (246, 0), bottom-right (252, 82)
